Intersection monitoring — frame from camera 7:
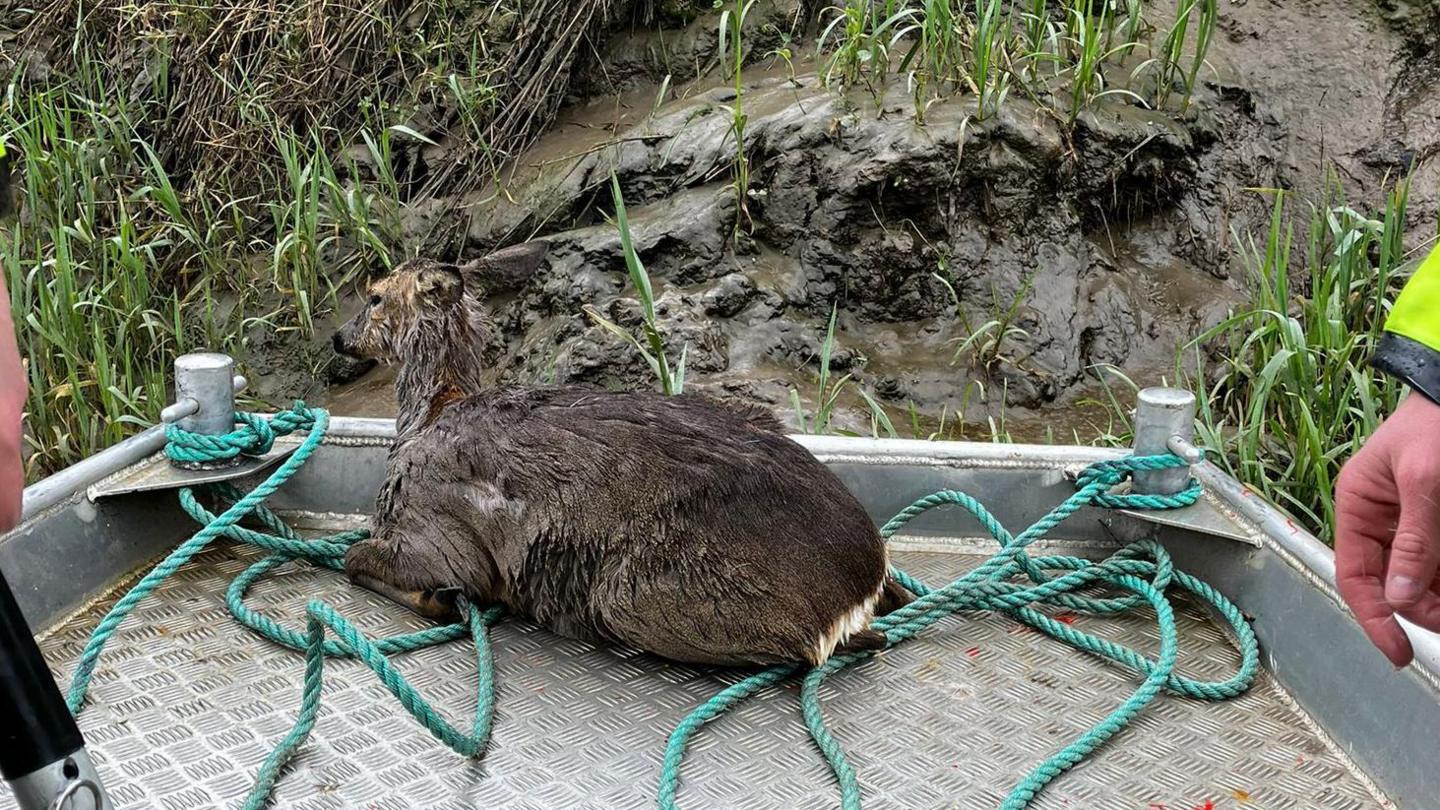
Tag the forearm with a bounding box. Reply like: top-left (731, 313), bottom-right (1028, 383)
top-left (1372, 246), bottom-right (1440, 405)
top-left (0, 274), bottom-right (23, 531)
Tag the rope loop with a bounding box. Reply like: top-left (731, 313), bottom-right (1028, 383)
top-left (1074, 452), bottom-right (1206, 510)
top-left (164, 400), bottom-right (316, 464)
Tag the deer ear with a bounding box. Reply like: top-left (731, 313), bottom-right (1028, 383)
top-left (460, 241), bottom-right (550, 295)
top-left (416, 265), bottom-right (464, 306)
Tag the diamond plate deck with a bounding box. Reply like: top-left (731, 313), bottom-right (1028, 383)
top-left (10, 524), bottom-right (1385, 810)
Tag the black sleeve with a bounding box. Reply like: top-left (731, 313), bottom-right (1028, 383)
top-left (1372, 331), bottom-right (1440, 407)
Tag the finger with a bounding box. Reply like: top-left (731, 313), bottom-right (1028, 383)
top-left (1337, 564), bottom-right (1414, 667)
top-left (1335, 455), bottom-right (1398, 593)
top-left (1385, 483), bottom-right (1440, 608)
top-left (1358, 612), bottom-right (1414, 667)
top-left (1335, 458), bottom-right (1411, 665)
top-left (1396, 580), bottom-right (1440, 633)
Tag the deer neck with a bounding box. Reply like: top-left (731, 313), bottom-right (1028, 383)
top-left (394, 303), bottom-right (488, 436)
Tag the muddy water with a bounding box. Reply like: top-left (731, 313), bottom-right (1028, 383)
top-left (324, 364), bottom-right (398, 418)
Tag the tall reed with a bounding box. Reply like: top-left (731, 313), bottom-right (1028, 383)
top-left (582, 175), bottom-right (687, 395)
top-left (719, 0), bottom-right (759, 231)
top-left (969, 0), bottom-right (1011, 120)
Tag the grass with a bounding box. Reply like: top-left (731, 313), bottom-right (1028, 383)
top-left (1065, 1), bottom-right (1109, 122)
top-left (1096, 177), bottom-right (1427, 542)
top-left (790, 305), bottom-right (850, 434)
top-left (10, 0), bottom-right (611, 209)
top-left (815, 0), bottom-right (1219, 124)
top-left (719, 0), bottom-right (758, 232)
top-left (935, 265), bottom-right (1035, 375)
top-left (789, 305), bottom-right (896, 437)
top-left (1021, 0), bottom-right (1057, 71)
top-left (764, 28), bottom-right (801, 85)
top-left (1063, 0), bottom-right (1147, 122)
top-left (583, 175), bottom-right (688, 396)
top-left (912, 0), bottom-right (961, 100)
top-left (1191, 182), bottom-right (1415, 539)
top-left (4, 234), bottom-right (182, 475)
top-left (1122, 0), bottom-right (1147, 49)
top-left (2, 0), bottom-right (1397, 539)
top-left (817, 0), bottom-right (916, 94)
top-left (1139, 0), bottom-right (1218, 110)
top-left (1184, 0), bottom-right (1219, 110)
top-left (968, 0), bottom-right (1011, 120)
top-left (0, 77), bottom-right (408, 476)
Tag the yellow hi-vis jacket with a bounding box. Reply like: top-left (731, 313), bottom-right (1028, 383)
top-left (1376, 246), bottom-right (1440, 404)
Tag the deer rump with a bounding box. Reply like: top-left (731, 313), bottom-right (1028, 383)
top-left (345, 386), bottom-right (903, 667)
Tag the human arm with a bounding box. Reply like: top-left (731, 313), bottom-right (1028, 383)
top-left (1335, 246), bottom-right (1440, 666)
top-left (0, 272), bottom-right (23, 531)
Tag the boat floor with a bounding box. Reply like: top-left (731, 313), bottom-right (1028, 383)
top-left (10, 525), bottom-right (1385, 810)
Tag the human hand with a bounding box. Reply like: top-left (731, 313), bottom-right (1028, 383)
top-left (1336, 393), bottom-right (1440, 667)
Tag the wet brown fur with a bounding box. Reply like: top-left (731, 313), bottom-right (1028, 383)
top-left (333, 242), bottom-right (910, 666)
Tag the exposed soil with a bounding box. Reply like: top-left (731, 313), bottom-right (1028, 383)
top-left (300, 0), bottom-right (1440, 439)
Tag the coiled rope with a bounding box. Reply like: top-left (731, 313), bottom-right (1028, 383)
top-left (62, 404), bottom-right (1257, 809)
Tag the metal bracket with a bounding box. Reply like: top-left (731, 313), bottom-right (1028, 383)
top-left (1116, 500), bottom-right (1260, 546)
top-left (84, 438), bottom-right (299, 502)
top-left (85, 352), bottom-right (298, 501)
top-left (1115, 388), bottom-right (1262, 547)
top-left (7, 750), bottom-right (111, 810)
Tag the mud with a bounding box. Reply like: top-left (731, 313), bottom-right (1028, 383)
top-left (309, 0), bottom-right (1439, 439)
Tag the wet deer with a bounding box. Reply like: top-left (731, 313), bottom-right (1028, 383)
top-left (332, 243), bottom-right (909, 666)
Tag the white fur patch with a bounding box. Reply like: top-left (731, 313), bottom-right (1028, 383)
top-left (812, 586), bottom-right (882, 664)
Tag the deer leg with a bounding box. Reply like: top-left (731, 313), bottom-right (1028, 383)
top-left (350, 574), bottom-right (462, 620)
top-left (344, 535), bottom-right (466, 620)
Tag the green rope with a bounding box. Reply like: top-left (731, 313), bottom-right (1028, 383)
top-left (658, 454), bottom-right (1261, 810)
top-left (242, 597), bottom-right (500, 810)
top-left (67, 403), bottom-right (335, 713)
top-left (67, 403), bottom-right (1258, 810)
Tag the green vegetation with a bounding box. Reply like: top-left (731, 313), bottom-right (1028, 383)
top-left (583, 175), bottom-right (688, 396)
top-left (817, 1), bottom-right (915, 95)
top-left (1187, 182), bottom-right (1418, 541)
top-left (790, 306), bottom-right (852, 434)
top-left (719, 0), bottom-right (758, 231)
top-left (1140, 0), bottom-right (1218, 109)
top-left (1, 0), bottom-right (1424, 553)
top-left (1064, 1), bottom-right (1139, 123)
top-left (0, 82), bottom-right (399, 476)
top-left (935, 267), bottom-right (1035, 376)
top-left (815, 0), bottom-right (1216, 123)
top-left (1098, 178), bottom-right (1427, 542)
top-left (968, 0), bottom-right (1011, 120)
top-left (789, 305), bottom-right (897, 437)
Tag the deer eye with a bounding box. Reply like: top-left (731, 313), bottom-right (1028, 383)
top-left (369, 294), bottom-right (382, 307)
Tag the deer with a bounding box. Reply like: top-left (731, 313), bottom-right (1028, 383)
top-left (331, 242), bottom-right (909, 666)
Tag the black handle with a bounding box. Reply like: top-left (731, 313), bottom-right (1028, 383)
top-left (0, 567), bottom-right (83, 780)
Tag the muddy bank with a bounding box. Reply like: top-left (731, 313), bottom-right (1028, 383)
top-left (310, 0), bottom-right (1439, 438)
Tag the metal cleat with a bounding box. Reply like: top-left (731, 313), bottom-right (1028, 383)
top-left (85, 353), bottom-right (298, 501)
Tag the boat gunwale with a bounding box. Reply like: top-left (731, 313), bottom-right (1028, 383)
top-left (12, 416), bottom-right (1440, 682)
